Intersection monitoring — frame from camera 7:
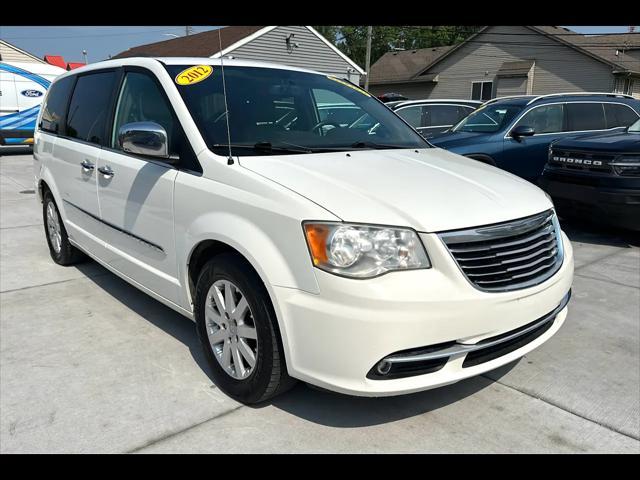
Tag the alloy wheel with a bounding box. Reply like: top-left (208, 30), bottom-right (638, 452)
top-left (205, 280), bottom-right (258, 380)
top-left (46, 201), bottom-right (62, 254)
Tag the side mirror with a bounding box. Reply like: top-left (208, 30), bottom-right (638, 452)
top-left (118, 122), bottom-right (170, 160)
top-left (511, 125), bottom-right (535, 140)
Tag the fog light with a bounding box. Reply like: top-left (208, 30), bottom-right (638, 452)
top-left (376, 360), bottom-right (392, 375)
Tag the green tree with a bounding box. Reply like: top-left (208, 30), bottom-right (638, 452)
top-left (313, 26), bottom-right (481, 69)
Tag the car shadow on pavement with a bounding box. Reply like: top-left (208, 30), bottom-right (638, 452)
top-left (0, 146), bottom-right (33, 157)
top-left (254, 362), bottom-right (519, 428)
top-left (76, 261), bottom-right (519, 428)
top-left (75, 263), bottom-right (215, 383)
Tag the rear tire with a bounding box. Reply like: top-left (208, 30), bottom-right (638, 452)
top-left (42, 190), bottom-right (85, 266)
top-left (194, 253), bottom-right (296, 404)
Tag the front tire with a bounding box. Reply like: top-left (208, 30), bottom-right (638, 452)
top-left (42, 190), bottom-right (84, 266)
top-left (194, 253), bottom-right (296, 404)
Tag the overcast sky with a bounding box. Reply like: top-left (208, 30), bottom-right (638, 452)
top-left (0, 26), bottom-right (637, 64)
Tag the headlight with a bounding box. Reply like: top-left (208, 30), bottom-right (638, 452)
top-left (610, 156), bottom-right (640, 176)
top-left (303, 222), bottom-right (431, 278)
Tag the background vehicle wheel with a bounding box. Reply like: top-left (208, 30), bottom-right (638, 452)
top-left (194, 253), bottom-right (296, 404)
top-left (42, 190), bottom-right (84, 265)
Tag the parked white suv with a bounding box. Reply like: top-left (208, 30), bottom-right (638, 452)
top-left (33, 57), bottom-right (574, 403)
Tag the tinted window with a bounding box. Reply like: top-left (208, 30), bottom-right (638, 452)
top-left (514, 104), bottom-right (564, 134)
top-left (40, 76), bottom-right (75, 134)
top-left (112, 71), bottom-right (175, 149)
top-left (66, 71), bottom-right (117, 145)
top-left (396, 106), bottom-right (423, 128)
top-left (604, 103), bottom-right (639, 128)
top-left (565, 103), bottom-right (605, 131)
top-left (425, 105), bottom-right (472, 127)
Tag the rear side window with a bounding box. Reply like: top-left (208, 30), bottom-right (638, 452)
top-left (425, 105), bottom-right (473, 127)
top-left (396, 106), bottom-right (423, 128)
top-left (40, 76), bottom-right (75, 134)
top-left (604, 103), bottom-right (639, 128)
top-left (565, 103), bottom-right (606, 131)
top-left (65, 71), bottom-right (117, 145)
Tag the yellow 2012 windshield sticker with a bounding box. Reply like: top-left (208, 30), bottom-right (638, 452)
top-left (326, 76), bottom-right (370, 96)
top-left (175, 65), bottom-right (213, 85)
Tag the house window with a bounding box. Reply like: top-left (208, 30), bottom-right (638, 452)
top-left (471, 81), bottom-right (493, 101)
top-left (614, 77), bottom-right (634, 96)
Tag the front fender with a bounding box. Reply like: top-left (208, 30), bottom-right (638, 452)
top-left (178, 211), bottom-right (321, 308)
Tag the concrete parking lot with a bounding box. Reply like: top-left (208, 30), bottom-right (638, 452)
top-left (0, 148), bottom-right (638, 453)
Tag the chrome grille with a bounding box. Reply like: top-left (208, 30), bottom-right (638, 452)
top-left (439, 210), bottom-right (564, 292)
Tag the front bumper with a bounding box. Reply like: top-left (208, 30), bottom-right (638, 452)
top-left (272, 231), bottom-right (574, 396)
top-left (539, 175), bottom-right (640, 231)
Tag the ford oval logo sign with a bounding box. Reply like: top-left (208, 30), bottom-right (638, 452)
top-left (21, 89), bottom-right (43, 98)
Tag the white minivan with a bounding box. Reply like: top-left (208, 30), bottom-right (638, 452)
top-left (33, 57), bottom-right (574, 404)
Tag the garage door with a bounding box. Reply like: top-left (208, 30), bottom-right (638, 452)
top-left (496, 76), bottom-right (528, 97)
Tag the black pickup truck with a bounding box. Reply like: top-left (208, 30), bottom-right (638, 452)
top-left (539, 119), bottom-right (640, 231)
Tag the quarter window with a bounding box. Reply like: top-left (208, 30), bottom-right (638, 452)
top-left (471, 81), bottom-right (493, 101)
top-left (65, 71), bottom-right (117, 145)
top-left (604, 103), bottom-right (639, 128)
top-left (514, 104), bottom-right (564, 134)
top-left (40, 76), bottom-right (75, 134)
top-left (565, 103), bottom-right (606, 132)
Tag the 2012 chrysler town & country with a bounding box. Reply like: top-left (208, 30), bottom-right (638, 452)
top-left (33, 57), bottom-right (574, 404)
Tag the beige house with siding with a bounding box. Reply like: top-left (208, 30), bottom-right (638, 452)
top-left (367, 26), bottom-right (640, 100)
top-left (114, 26), bottom-right (364, 84)
top-left (0, 40), bottom-right (47, 64)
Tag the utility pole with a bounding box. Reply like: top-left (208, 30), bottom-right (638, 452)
top-left (364, 26), bottom-right (373, 91)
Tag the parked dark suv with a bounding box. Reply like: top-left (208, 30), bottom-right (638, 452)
top-left (430, 93), bottom-right (640, 183)
top-left (539, 118), bottom-right (640, 231)
top-left (391, 99), bottom-right (482, 139)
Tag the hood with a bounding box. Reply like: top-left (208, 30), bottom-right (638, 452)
top-left (240, 148), bottom-right (552, 232)
top-left (552, 129), bottom-right (640, 153)
top-left (429, 130), bottom-right (491, 149)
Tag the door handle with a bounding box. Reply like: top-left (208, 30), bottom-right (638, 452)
top-left (81, 160), bottom-right (95, 172)
top-left (98, 166), bottom-right (115, 178)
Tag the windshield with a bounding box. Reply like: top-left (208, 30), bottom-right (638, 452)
top-left (629, 118), bottom-right (640, 133)
top-left (452, 104), bottom-right (522, 133)
top-left (165, 65), bottom-right (429, 155)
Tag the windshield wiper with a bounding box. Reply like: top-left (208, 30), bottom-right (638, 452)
top-left (212, 142), bottom-right (313, 154)
top-left (350, 141), bottom-right (415, 149)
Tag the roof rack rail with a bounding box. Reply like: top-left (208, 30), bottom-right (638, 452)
top-left (526, 92), bottom-right (634, 105)
top-left (482, 95), bottom-right (535, 106)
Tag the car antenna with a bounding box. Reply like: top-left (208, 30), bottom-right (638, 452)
top-left (218, 28), bottom-right (234, 165)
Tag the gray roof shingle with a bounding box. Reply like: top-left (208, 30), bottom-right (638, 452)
top-left (113, 26), bottom-right (265, 59)
top-left (368, 26), bottom-right (640, 86)
top-left (368, 45), bottom-right (454, 85)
